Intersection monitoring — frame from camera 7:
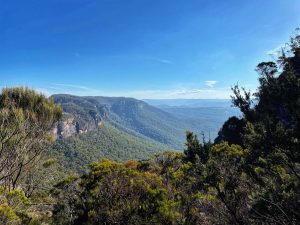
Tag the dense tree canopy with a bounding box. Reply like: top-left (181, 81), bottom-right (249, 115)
top-left (0, 87), bottom-right (62, 224)
top-left (215, 32), bottom-right (300, 224)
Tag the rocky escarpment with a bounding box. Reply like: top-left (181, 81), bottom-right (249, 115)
top-left (51, 112), bottom-right (103, 139)
top-left (50, 94), bottom-right (111, 139)
top-left (49, 94), bottom-right (186, 148)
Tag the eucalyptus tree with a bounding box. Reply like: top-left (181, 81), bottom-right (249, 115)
top-left (0, 87), bottom-right (62, 190)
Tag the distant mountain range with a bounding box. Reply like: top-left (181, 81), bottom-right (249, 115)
top-left (48, 95), bottom-right (241, 172)
top-left (143, 99), bottom-right (234, 108)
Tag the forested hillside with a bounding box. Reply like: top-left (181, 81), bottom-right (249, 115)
top-left (48, 95), bottom-right (239, 173)
top-left (51, 94), bottom-right (187, 148)
top-left (48, 122), bottom-right (168, 173)
top-left (50, 94), bottom-right (239, 151)
top-left (0, 33), bottom-right (299, 225)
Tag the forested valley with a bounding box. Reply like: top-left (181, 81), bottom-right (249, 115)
top-left (0, 34), bottom-right (299, 225)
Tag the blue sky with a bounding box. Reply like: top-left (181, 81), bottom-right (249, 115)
top-left (0, 0), bottom-right (299, 99)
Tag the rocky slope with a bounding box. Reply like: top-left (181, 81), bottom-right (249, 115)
top-left (51, 112), bottom-right (103, 139)
top-left (50, 94), bottom-right (187, 148)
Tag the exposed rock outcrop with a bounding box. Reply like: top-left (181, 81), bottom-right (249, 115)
top-left (51, 112), bottom-right (103, 139)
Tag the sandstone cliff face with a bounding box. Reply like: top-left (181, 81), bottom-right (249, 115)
top-left (51, 112), bottom-right (103, 139)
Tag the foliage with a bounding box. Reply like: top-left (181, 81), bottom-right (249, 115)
top-left (0, 87), bottom-right (62, 190)
top-left (0, 87), bottom-right (62, 224)
top-left (0, 187), bottom-right (31, 225)
top-left (214, 116), bottom-right (246, 146)
top-left (48, 122), bottom-right (168, 173)
top-left (51, 159), bottom-right (182, 225)
top-left (184, 131), bottom-right (211, 164)
top-left (215, 30), bottom-right (300, 224)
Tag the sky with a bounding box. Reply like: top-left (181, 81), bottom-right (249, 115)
top-left (0, 0), bottom-right (299, 99)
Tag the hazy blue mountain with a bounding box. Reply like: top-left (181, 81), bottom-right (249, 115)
top-left (51, 94), bottom-right (188, 149)
top-left (143, 99), bottom-right (234, 108)
top-left (51, 95), bottom-right (241, 147)
top-left (158, 106), bottom-right (241, 140)
top-left (49, 95), bottom-right (241, 172)
top-left (143, 99), bottom-right (241, 139)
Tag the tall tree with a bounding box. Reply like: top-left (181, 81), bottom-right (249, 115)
top-left (228, 32), bottom-right (300, 223)
top-left (184, 131), bottom-right (211, 164)
top-left (0, 87), bottom-right (62, 190)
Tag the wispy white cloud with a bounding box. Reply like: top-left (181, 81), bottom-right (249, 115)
top-left (108, 54), bottom-right (173, 65)
top-left (205, 80), bottom-right (217, 88)
top-left (52, 83), bottom-right (95, 91)
top-left (98, 88), bottom-right (231, 99)
top-left (149, 57), bottom-right (173, 64)
top-left (40, 86), bottom-right (231, 99)
top-left (38, 82), bottom-right (232, 99)
top-left (47, 83), bottom-right (101, 96)
top-left (35, 88), bottom-right (52, 96)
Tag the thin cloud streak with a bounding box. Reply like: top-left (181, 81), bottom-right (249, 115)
top-left (150, 57), bottom-right (173, 64)
top-left (106, 88), bottom-right (231, 99)
top-left (42, 86), bottom-right (231, 99)
top-left (205, 80), bottom-right (217, 88)
top-left (52, 83), bottom-right (96, 91)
